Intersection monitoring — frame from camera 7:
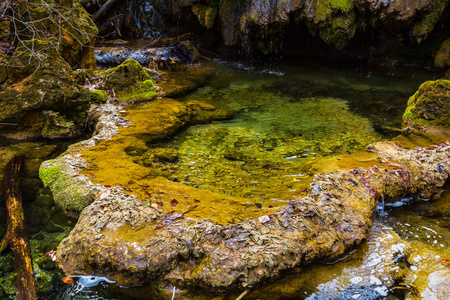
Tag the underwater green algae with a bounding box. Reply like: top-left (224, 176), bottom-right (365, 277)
top-left (161, 94), bottom-right (380, 202)
top-left (0, 140), bottom-right (74, 298)
top-left (148, 65), bottom-right (393, 204)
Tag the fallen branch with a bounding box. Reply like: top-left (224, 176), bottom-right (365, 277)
top-left (381, 126), bottom-right (414, 136)
top-left (0, 157), bottom-right (37, 300)
top-left (92, 0), bottom-right (120, 22)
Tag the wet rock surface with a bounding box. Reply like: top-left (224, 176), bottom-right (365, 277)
top-left (95, 35), bottom-right (200, 69)
top-left (101, 0), bottom-right (450, 58)
top-left (43, 93), bottom-right (450, 292)
top-left (0, 0), bottom-right (97, 140)
top-left (307, 223), bottom-right (450, 300)
top-left (0, 41), bottom-right (90, 140)
top-left (403, 79), bottom-right (450, 135)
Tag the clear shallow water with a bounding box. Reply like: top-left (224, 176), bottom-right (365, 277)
top-left (148, 59), bottom-right (431, 206)
top-left (1, 60), bottom-right (448, 299)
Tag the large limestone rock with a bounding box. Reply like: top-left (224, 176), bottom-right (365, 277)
top-left (0, 40), bottom-right (90, 139)
top-left (13, 0), bottom-right (98, 69)
top-left (39, 85), bottom-right (450, 292)
top-left (403, 80), bottom-right (450, 135)
top-left (51, 141), bottom-right (449, 291)
top-left (133, 0), bottom-right (448, 54)
top-left (0, 0), bottom-right (98, 139)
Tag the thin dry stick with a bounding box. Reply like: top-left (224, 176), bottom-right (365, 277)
top-left (235, 290), bottom-right (249, 300)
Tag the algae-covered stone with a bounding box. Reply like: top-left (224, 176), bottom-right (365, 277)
top-left (14, 0), bottom-right (98, 69)
top-left (103, 59), bottom-right (152, 90)
top-left (54, 141), bottom-right (450, 290)
top-left (410, 0), bottom-right (447, 44)
top-left (118, 79), bottom-right (158, 102)
top-left (403, 80), bottom-right (450, 133)
top-left (102, 59), bottom-right (159, 102)
top-left (39, 158), bottom-right (95, 217)
top-left (186, 99), bottom-right (232, 123)
top-left (90, 89), bottom-right (109, 103)
top-left (435, 39), bottom-right (450, 69)
top-left (0, 40), bottom-right (90, 139)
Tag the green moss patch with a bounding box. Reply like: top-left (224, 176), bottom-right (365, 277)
top-left (90, 89), bottom-right (109, 103)
top-left (39, 159), bottom-right (94, 216)
top-left (403, 80), bottom-right (450, 130)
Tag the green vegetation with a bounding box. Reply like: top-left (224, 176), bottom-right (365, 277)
top-left (90, 89), bottom-right (109, 103)
top-left (435, 39), bottom-right (450, 68)
top-left (39, 160), bottom-right (93, 215)
top-left (403, 80), bottom-right (450, 130)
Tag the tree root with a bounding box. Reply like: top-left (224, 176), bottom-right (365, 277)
top-left (1, 157), bottom-right (37, 300)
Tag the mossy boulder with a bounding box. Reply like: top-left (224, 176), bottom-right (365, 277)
top-left (409, 0), bottom-right (447, 44)
top-left (403, 80), bottom-right (450, 132)
top-left (103, 59), bottom-right (152, 90)
top-left (39, 158), bottom-right (94, 217)
top-left (90, 90), bottom-right (109, 103)
top-left (0, 40), bottom-right (90, 139)
top-left (434, 39), bottom-right (450, 69)
top-left (13, 0), bottom-right (98, 69)
top-left (102, 59), bottom-right (159, 102)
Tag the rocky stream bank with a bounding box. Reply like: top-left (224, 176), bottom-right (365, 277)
top-left (1, 0), bottom-right (450, 299)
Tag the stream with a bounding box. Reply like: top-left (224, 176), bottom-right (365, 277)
top-left (1, 58), bottom-right (449, 299)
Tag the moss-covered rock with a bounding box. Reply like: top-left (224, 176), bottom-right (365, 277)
top-left (117, 79), bottom-right (158, 102)
top-left (101, 59), bottom-right (160, 102)
top-left (0, 40), bottom-right (90, 139)
top-left (90, 89), bottom-right (109, 103)
top-left (103, 59), bottom-right (152, 90)
top-left (149, 0), bottom-right (449, 56)
top-left (403, 80), bottom-right (450, 133)
top-left (39, 158), bottom-right (95, 217)
top-left (13, 0), bottom-right (98, 69)
top-left (409, 0), bottom-right (447, 44)
top-left (434, 39), bottom-right (450, 69)
top-left (54, 141), bottom-right (450, 290)
top-left (192, 3), bottom-right (218, 29)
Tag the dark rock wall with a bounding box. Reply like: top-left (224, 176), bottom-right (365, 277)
top-left (108, 0), bottom-right (450, 62)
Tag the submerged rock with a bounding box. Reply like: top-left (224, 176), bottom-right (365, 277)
top-left (308, 223), bottom-right (450, 300)
top-left (40, 98), bottom-right (232, 218)
top-left (403, 79), bottom-right (450, 135)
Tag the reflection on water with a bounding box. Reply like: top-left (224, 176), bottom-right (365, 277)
top-left (380, 187), bottom-right (450, 252)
